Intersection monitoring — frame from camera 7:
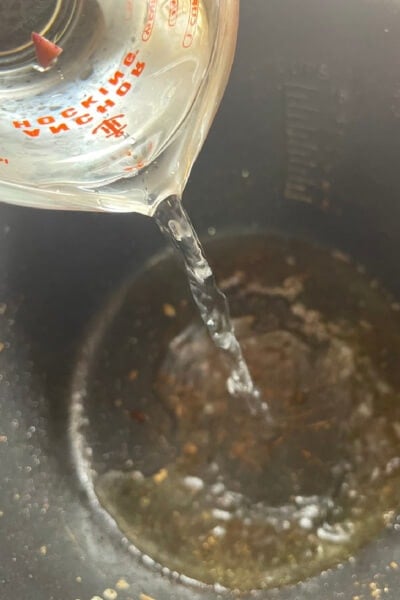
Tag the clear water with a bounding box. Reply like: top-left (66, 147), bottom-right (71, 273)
top-left (69, 233), bottom-right (400, 590)
top-left (155, 196), bottom-right (264, 412)
top-left (0, 0), bottom-right (238, 212)
top-left (0, 0), bottom-right (211, 188)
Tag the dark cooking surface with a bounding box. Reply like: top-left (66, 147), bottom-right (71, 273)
top-left (2, 0), bottom-right (400, 598)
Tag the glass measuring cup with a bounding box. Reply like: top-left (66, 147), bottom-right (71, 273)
top-left (0, 0), bottom-right (239, 213)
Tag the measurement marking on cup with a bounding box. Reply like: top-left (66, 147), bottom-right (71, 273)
top-left (183, 0), bottom-right (200, 48)
top-left (0, 158), bottom-right (9, 165)
top-left (169, 0), bottom-right (179, 27)
top-left (11, 50), bottom-right (146, 139)
top-left (92, 115), bottom-right (127, 139)
top-left (143, 0), bottom-right (158, 42)
top-left (125, 0), bottom-right (134, 19)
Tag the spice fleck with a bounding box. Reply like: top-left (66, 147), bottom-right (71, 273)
top-left (153, 468), bottom-right (168, 484)
top-left (128, 370), bottom-right (138, 381)
top-left (116, 579), bottom-right (130, 591)
top-left (163, 303), bottom-right (176, 318)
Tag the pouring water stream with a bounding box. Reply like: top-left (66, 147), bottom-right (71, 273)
top-left (155, 195), bottom-right (266, 415)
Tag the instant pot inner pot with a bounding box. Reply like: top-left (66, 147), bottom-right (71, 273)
top-left (1, 0), bottom-right (400, 598)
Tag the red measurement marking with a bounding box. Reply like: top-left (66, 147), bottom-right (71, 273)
top-left (126, 0), bottom-right (134, 19)
top-left (183, 0), bottom-right (200, 48)
top-left (92, 114), bottom-right (127, 139)
top-left (169, 0), bottom-right (178, 27)
top-left (0, 158), bottom-right (9, 165)
top-left (31, 32), bottom-right (63, 69)
top-left (124, 160), bottom-right (145, 173)
top-left (142, 0), bottom-right (158, 42)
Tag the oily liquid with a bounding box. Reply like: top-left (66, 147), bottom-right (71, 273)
top-left (70, 231), bottom-right (400, 591)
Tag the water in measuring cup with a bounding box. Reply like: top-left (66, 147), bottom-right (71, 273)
top-left (0, 0), bottom-right (219, 211)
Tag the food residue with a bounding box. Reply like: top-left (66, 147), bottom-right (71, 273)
top-left (130, 410), bottom-right (147, 424)
top-left (153, 468), bottom-right (168, 484)
top-left (183, 442), bottom-right (198, 456)
top-left (128, 369), bottom-right (138, 382)
top-left (116, 578), bottom-right (130, 591)
top-left (102, 589), bottom-right (117, 600)
top-left (163, 303), bottom-right (176, 318)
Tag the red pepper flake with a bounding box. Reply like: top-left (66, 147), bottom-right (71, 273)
top-left (130, 409), bottom-right (147, 423)
top-left (31, 32), bottom-right (63, 69)
top-left (128, 369), bottom-right (139, 381)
